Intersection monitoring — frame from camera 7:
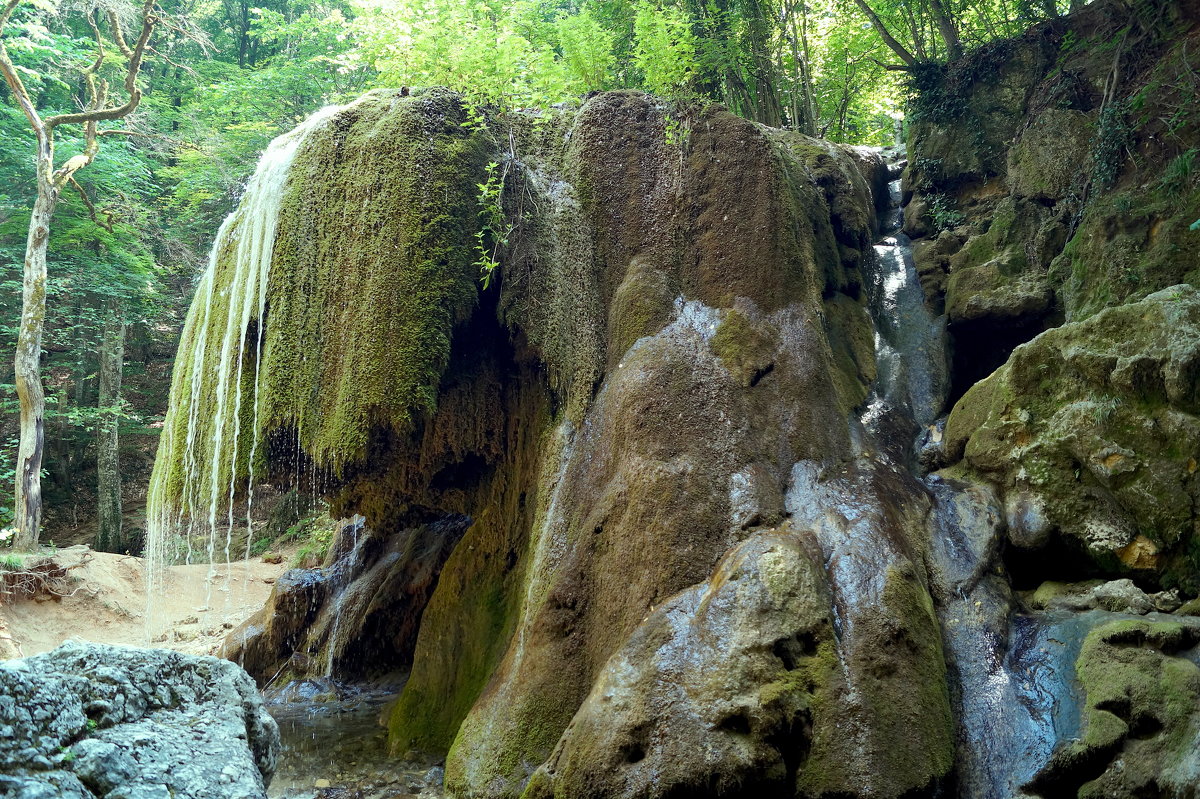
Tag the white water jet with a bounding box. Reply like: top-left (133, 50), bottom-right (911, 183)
top-left (143, 105), bottom-right (342, 637)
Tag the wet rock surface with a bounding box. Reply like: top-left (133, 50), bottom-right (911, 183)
top-left (943, 285), bottom-right (1200, 591)
top-left (526, 530), bottom-right (840, 799)
top-left (0, 641), bottom-right (279, 799)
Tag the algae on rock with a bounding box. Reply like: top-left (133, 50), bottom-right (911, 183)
top-left (943, 285), bottom-right (1200, 591)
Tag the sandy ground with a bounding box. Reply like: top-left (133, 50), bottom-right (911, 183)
top-left (0, 544), bottom-right (288, 660)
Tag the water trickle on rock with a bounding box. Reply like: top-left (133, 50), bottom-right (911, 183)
top-left (143, 105), bottom-right (342, 635)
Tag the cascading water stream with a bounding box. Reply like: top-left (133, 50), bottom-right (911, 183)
top-left (862, 166), bottom-right (1114, 797)
top-left (864, 180), bottom-right (949, 431)
top-left (143, 105), bottom-right (342, 636)
top-left (858, 170), bottom-right (1055, 798)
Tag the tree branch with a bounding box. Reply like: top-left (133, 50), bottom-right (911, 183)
top-left (0, 1), bottom-right (48, 146)
top-left (851, 0), bottom-right (918, 67)
top-left (46, 0), bottom-right (156, 131)
top-left (868, 56), bottom-right (913, 72)
top-left (69, 176), bottom-right (114, 232)
top-left (97, 128), bottom-right (194, 148)
top-left (0, 0), bottom-right (20, 29)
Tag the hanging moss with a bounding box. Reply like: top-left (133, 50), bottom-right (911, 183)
top-left (262, 88), bottom-right (489, 469)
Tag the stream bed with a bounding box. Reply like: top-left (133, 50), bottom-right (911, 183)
top-left (266, 678), bottom-right (444, 799)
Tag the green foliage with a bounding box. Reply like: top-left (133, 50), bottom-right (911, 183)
top-left (907, 37), bottom-right (1018, 124)
top-left (476, 160), bottom-right (513, 289)
top-left (291, 517), bottom-right (337, 567)
top-left (0, 554), bottom-right (23, 570)
top-left (1092, 100), bottom-right (1134, 191)
top-left (556, 9), bottom-right (617, 91)
top-left (352, 0), bottom-right (574, 110)
top-left (906, 62), bottom-right (967, 123)
top-left (1159, 149), bottom-right (1198, 198)
top-left (632, 2), bottom-right (697, 94)
top-left (928, 194), bottom-right (965, 231)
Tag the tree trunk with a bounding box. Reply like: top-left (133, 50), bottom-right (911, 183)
top-left (95, 302), bottom-right (125, 552)
top-left (13, 178), bottom-right (56, 551)
top-left (928, 0), bottom-right (964, 60)
top-left (2, 0), bottom-right (155, 551)
top-left (852, 0), bottom-right (919, 66)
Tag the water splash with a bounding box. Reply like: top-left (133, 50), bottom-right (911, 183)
top-left (143, 105), bottom-right (342, 637)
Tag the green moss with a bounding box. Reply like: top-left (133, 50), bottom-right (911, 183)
top-left (607, 255), bottom-right (676, 362)
top-left (942, 285), bottom-right (1200, 586)
top-left (1026, 579), bottom-right (1105, 609)
top-left (148, 89), bottom-right (492, 549)
top-left (785, 637), bottom-right (845, 795)
top-left (794, 565), bottom-right (953, 796)
top-left (709, 308), bottom-right (779, 387)
top-left (822, 294), bottom-right (876, 418)
top-left (387, 537), bottom-right (517, 753)
top-left (264, 89), bottom-right (489, 467)
top-left (1034, 619), bottom-right (1200, 795)
top-left (381, 354), bottom-right (555, 758)
top-left (870, 565), bottom-right (956, 776)
top-left (1052, 185), bottom-right (1200, 322)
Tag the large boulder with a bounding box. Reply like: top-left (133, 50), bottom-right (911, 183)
top-left (0, 641), bottom-right (279, 799)
top-left (1026, 619), bottom-right (1200, 798)
top-left (524, 526), bottom-right (952, 799)
top-left (943, 285), bottom-right (1200, 589)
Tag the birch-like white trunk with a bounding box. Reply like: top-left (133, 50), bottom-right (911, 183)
top-left (12, 171), bottom-right (56, 552)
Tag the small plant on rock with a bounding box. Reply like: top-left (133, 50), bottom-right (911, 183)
top-left (928, 195), bottom-right (966, 231)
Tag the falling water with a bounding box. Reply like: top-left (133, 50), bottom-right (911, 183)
top-left (863, 179), bottom-right (949, 431)
top-left (143, 105), bottom-right (342, 634)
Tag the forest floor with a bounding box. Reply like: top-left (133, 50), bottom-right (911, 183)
top-left (0, 544), bottom-right (288, 660)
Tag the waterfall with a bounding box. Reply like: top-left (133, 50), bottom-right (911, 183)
top-left (864, 179), bottom-right (949, 431)
top-left (143, 106), bottom-right (341, 627)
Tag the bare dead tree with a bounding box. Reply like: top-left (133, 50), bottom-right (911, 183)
top-left (0, 0), bottom-right (157, 551)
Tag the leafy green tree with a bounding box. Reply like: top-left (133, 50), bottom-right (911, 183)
top-left (0, 0), bottom-right (156, 550)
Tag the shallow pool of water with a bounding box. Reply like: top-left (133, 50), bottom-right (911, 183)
top-left (266, 678), bottom-right (443, 799)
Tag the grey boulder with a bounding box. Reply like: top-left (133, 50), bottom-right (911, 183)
top-left (0, 641), bottom-right (279, 799)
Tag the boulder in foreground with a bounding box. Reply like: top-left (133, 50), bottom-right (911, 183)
top-left (0, 641), bottom-right (279, 799)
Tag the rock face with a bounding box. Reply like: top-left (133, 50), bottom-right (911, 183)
top-left (905, 1), bottom-right (1200, 396)
top-left (0, 641), bottom-right (279, 799)
top-left (944, 286), bottom-right (1200, 590)
top-left (151, 86), bottom-right (960, 798)
top-left (149, 4), bottom-right (1200, 793)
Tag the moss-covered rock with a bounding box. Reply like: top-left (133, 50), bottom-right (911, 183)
top-left (524, 529), bottom-right (840, 799)
top-left (525, 529), bottom-right (952, 799)
top-left (264, 88), bottom-right (488, 466)
top-left (906, 0), bottom-right (1200, 361)
top-left (1026, 619), bottom-right (1200, 798)
top-left (943, 285), bottom-right (1200, 590)
top-left (1051, 185), bottom-right (1200, 322)
top-left (944, 196), bottom-right (1061, 325)
top-left (148, 89), bottom-right (490, 535)
top-left (378, 93), bottom-right (886, 799)
top-left (1007, 108), bottom-right (1093, 201)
